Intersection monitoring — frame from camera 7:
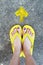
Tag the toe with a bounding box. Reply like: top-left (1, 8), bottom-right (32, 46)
top-left (27, 28), bottom-right (33, 36)
top-left (23, 27), bottom-right (27, 34)
top-left (11, 28), bottom-right (17, 36)
top-left (17, 27), bottom-right (21, 34)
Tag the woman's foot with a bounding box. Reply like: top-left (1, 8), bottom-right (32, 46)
top-left (23, 27), bottom-right (32, 56)
top-left (11, 26), bottom-right (21, 55)
top-left (22, 27), bottom-right (36, 65)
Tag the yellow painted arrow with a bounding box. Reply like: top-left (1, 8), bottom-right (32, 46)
top-left (15, 6), bottom-right (29, 22)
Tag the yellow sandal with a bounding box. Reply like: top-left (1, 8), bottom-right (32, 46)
top-left (9, 25), bottom-right (23, 57)
top-left (22, 25), bottom-right (35, 57)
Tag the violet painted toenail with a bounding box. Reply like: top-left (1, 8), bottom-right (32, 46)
top-left (24, 28), bottom-right (26, 30)
top-left (18, 27), bottom-right (20, 29)
top-left (23, 28), bottom-right (26, 33)
top-left (17, 27), bottom-right (20, 33)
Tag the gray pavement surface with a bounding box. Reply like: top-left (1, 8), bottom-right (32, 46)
top-left (0, 0), bottom-right (43, 65)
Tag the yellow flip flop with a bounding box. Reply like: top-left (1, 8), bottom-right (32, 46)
top-left (22, 25), bottom-right (35, 57)
top-left (9, 25), bottom-right (23, 57)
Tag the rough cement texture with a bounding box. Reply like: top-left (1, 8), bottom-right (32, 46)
top-left (0, 0), bottom-right (43, 65)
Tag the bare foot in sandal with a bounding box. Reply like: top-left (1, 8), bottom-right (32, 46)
top-left (23, 27), bottom-right (36, 65)
top-left (9, 25), bottom-right (22, 65)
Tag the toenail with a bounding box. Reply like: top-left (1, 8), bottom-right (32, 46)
top-left (23, 28), bottom-right (27, 33)
top-left (18, 27), bottom-right (20, 29)
top-left (17, 27), bottom-right (20, 33)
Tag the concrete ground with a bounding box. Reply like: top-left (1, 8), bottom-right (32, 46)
top-left (0, 0), bottom-right (43, 65)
